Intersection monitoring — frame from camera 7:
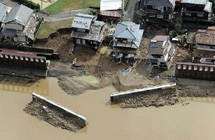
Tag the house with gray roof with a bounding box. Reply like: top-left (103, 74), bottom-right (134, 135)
top-left (112, 21), bottom-right (144, 63)
top-left (3, 4), bottom-right (38, 44)
top-left (71, 13), bottom-right (107, 49)
top-left (180, 0), bottom-right (213, 23)
top-left (0, 3), bottom-right (10, 27)
top-left (148, 35), bottom-right (175, 69)
top-left (138, 0), bottom-right (175, 23)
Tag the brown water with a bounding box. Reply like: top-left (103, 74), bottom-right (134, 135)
top-left (0, 78), bottom-right (215, 140)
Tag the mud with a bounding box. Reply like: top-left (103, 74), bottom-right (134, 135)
top-left (58, 76), bottom-right (101, 95)
top-left (113, 87), bottom-right (178, 108)
top-left (24, 101), bottom-right (85, 132)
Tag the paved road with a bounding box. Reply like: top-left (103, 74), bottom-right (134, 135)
top-left (0, 0), bottom-right (18, 7)
top-left (124, 0), bottom-right (140, 22)
top-left (37, 8), bottom-right (90, 21)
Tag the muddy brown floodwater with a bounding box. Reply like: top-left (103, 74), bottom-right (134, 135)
top-left (0, 78), bottom-right (215, 140)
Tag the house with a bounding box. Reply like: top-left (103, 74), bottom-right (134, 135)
top-left (148, 35), bottom-right (175, 69)
top-left (0, 3), bottom-right (10, 27)
top-left (99, 0), bottom-right (123, 21)
top-left (138, 0), bottom-right (175, 23)
top-left (71, 13), bottom-right (107, 49)
top-left (193, 27), bottom-right (215, 62)
top-left (3, 4), bottom-right (38, 44)
top-left (180, 0), bottom-right (213, 23)
top-left (112, 21), bottom-right (144, 63)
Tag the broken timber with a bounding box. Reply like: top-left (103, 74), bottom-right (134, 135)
top-left (32, 93), bottom-right (87, 127)
top-left (110, 83), bottom-right (176, 102)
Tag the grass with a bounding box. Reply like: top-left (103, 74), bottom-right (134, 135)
top-left (44, 0), bottom-right (100, 14)
top-left (35, 18), bottom-right (73, 39)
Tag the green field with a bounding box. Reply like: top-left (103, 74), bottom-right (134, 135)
top-left (36, 18), bottom-right (73, 39)
top-left (44, 0), bottom-right (100, 14)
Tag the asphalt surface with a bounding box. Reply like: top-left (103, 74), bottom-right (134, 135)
top-left (124, 0), bottom-right (140, 22)
top-left (0, 0), bottom-right (18, 7)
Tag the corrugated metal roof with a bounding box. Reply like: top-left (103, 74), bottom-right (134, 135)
top-left (204, 1), bottom-right (212, 13)
top-left (0, 3), bottom-right (9, 22)
top-left (4, 4), bottom-right (33, 26)
top-left (181, 0), bottom-right (207, 5)
top-left (144, 0), bottom-right (175, 7)
top-left (100, 0), bottom-right (122, 11)
top-left (72, 13), bottom-right (96, 30)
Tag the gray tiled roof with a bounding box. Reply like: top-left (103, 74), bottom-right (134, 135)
top-left (181, 0), bottom-right (207, 5)
top-left (144, 0), bottom-right (175, 7)
top-left (72, 13), bottom-right (97, 30)
top-left (114, 21), bottom-right (140, 40)
top-left (0, 3), bottom-right (9, 22)
top-left (71, 21), bottom-right (106, 42)
top-left (114, 21), bottom-right (144, 49)
top-left (4, 4), bottom-right (33, 26)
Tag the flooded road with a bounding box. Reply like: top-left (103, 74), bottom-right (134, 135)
top-left (0, 78), bottom-right (215, 140)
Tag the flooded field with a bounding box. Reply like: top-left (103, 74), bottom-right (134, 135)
top-left (0, 78), bottom-right (215, 140)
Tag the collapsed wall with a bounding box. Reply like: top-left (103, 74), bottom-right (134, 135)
top-left (110, 83), bottom-right (178, 108)
top-left (24, 93), bottom-right (87, 132)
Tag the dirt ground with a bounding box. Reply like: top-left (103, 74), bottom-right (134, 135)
top-left (24, 101), bottom-right (85, 132)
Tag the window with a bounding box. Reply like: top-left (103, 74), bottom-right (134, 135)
top-left (77, 28), bottom-right (85, 32)
top-left (185, 13), bottom-right (191, 16)
top-left (152, 54), bottom-right (162, 58)
top-left (197, 14), bottom-right (204, 17)
top-left (157, 15), bottom-right (163, 19)
top-left (76, 39), bottom-right (80, 44)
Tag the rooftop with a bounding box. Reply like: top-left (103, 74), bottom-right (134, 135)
top-left (4, 4), bottom-right (33, 26)
top-left (71, 13), bottom-right (96, 30)
top-left (0, 2), bottom-right (10, 22)
top-left (196, 26), bottom-right (215, 46)
top-left (143, 0), bottom-right (175, 7)
top-left (100, 0), bottom-right (122, 11)
top-left (148, 35), bottom-right (170, 55)
top-left (114, 21), bottom-right (144, 49)
top-left (71, 20), bottom-right (106, 42)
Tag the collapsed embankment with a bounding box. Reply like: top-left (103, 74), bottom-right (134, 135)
top-left (24, 93), bottom-right (87, 132)
top-left (111, 84), bottom-right (178, 108)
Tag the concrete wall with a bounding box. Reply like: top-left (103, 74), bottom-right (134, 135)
top-left (110, 83), bottom-right (176, 102)
top-left (32, 93), bottom-right (87, 127)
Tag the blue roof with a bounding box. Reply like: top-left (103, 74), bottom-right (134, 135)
top-left (114, 21), bottom-right (144, 49)
top-left (0, 3), bottom-right (9, 22)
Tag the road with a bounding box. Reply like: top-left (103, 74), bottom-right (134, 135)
top-left (37, 8), bottom-right (90, 21)
top-left (0, 0), bottom-right (18, 7)
top-left (124, 0), bottom-right (140, 22)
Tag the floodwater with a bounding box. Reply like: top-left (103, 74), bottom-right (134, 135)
top-left (1, 78), bottom-right (215, 140)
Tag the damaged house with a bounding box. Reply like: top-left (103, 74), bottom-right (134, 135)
top-left (148, 35), bottom-right (175, 69)
top-left (138, 0), bottom-right (175, 23)
top-left (71, 13), bottom-right (107, 49)
top-left (0, 3), bottom-right (10, 28)
top-left (176, 27), bottom-right (215, 80)
top-left (180, 0), bottom-right (213, 23)
top-left (112, 21), bottom-right (144, 63)
top-left (2, 4), bottom-right (38, 44)
top-left (193, 26), bottom-right (215, 63)
top-left (99, 0), bottom-right (124, 21)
